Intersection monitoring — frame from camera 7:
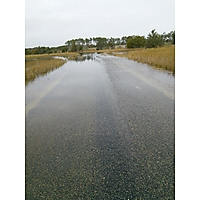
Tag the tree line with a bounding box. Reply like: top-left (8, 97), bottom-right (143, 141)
top-left (25, 29), bottom-right (175, 55)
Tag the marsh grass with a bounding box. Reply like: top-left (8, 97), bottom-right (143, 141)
top-left (25, 52), bottom-right (81, 84)
top-left (113, 45), bottom-right (175, 73)
top-left (25, 52), bottom-right (80, 61)
top-left (25, 56), bottom-right (64, 84)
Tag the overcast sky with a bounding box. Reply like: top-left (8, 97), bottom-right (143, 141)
top-left (25, 0), bottom-right (175, 48)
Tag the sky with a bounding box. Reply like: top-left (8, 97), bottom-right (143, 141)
top-left (25, 0), bottom-right (175, 48)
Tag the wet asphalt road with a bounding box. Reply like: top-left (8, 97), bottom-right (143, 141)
top-left (26, 53), bottom-right (175, 199)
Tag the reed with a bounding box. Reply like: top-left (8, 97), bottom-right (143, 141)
top-left (25, 56), bottom-right (66, 84)
top-left (25, 52), bottom-right (81, 84)
top-left (25, 52), bottom-right (80, 60)
top-left (113, 45), bottom-right (175, 73)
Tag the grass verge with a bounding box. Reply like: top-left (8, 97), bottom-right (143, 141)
top-left (25, 56), bottom-right (65, 85)
top-left (112, 45), bottom-right (175, 73)
top-left (25, 52), bottom-right (80, 85)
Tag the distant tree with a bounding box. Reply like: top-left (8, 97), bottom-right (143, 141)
top-left (127, 35), bottom-right (139, 48)
top-left (132, 36), bottom-right (146, 48)
top-left (172, 31), bottom-right (175, 44)
top-left (146, 29), bottom-right (164, 48)
top-left (62, 46), bottom-right (68, 52)
top-left (45, 47), bottom-right (50, 54)
top-left (25, 49), bottom-right (31, 55)
top-left (26, 29), bottom-right (175, 55)
top-left (50, 47), bottom-right (57, 53)
top-left (78, 45), bottom-right (83, 51)
top-left (161, 31), bottom-right (175, 44)
top-left (85, 38), bottom-right (89, 45)
top-left (115, 38), bottom-right (121, 45)
top-left (93, 37), bottom-right (108, 50)
top-left (89, 38), bottom-right (93, 46)
top-left (84, 38), bottom-right (90, 49)
top-left (108, 37), bottom-right (115, 49)
top-left (56, 45), bottom-right (68, 53)
top-left (65, 40), bottom-right (71, 49)
top-left (96, 40), bottom-right (103, 50)
top-left (33, 46), bottom-right (41, 54)
top-left (121, 36), bottom-right (128, 45)
top-left (126, 37), bottom-right (134, 48)
top-left (75, 38), bottom-right (84, 51)
top-left (71, 40), bottom-right (77, 52)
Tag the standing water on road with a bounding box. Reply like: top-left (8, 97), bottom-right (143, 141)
top-left (26, 53), bottom-right (174, 199)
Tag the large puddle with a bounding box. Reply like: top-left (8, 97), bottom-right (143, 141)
top-left (26, 53), bottom-right (175, 199)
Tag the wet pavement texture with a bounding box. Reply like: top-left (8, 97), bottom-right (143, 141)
top-left (26, 53), bottom-right (175, 199)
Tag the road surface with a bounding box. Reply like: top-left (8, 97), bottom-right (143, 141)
top-left (26, 53), bottom-right (175, 199)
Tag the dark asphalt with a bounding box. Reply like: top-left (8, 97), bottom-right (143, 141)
top-left (26, 53), bottom-right (175, 199)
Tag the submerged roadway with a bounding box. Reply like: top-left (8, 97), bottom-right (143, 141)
top-left (26, 53), bottom-right (175, 199)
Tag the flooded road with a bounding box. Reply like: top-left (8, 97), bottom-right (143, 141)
top-left (26, 53), bottom-right (174, 199)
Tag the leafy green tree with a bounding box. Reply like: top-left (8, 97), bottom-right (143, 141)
top-left (115, 38), bottom-right (121, 45)
top-left (93, 37), bottom-right (108, 50)
top-left (146, 29), bottom-right (164, 48)
top-left (108, 37), bottom-right (115, 49)
top-left (89, 38), bottom-right (93, 46)
top-left (85, 38), bottom-right (89, 45)
top-left (132, 36), bottom-right (146, 48)
top-left (71, 40), bottom-right (77, 52)
top-left (84, 38), bottom-right (90, 49)
top-left (126, 37), bottom-right (134, 48)
top-left (126, 35), bottom-right (139, 48)
top-left (172, 31), bottom-right (175, 44)
top-left (25, 49), bottom-right (31, 55)
top-left (121, 36), bottom-right (128, 45)
top-left (65, 40), bottom-right (71, 49)
top-left (162, 32), bottom-right (169, 43)
top-left (56, 45), bottom-right (68, 53)
top-left (75, 38), bottom-right (84, 51)
top-left (161, 31), bottom-right (175, 44)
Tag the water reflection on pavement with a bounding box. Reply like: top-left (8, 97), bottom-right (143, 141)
top-left (26, 53), bottom-right (174, 199)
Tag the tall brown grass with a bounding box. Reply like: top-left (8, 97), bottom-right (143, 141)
top-left (25, 52), bottom-right (80, 61)
top-left (25, 56), bottom-right (66, 84)
top-left (113, 45), bottom-right (175, 73)
top-left (25, 52), bottom-right (80, 84)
